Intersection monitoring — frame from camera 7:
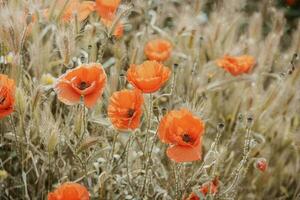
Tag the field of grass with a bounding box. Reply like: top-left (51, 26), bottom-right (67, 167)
top-left (0, 0), bottom-right (300, 199)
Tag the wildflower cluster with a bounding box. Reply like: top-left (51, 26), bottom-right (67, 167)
top-left (0, 0), bottom-right (299, 200)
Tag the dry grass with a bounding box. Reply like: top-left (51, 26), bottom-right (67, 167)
top-left (0, 0), bottom-right (300, 199)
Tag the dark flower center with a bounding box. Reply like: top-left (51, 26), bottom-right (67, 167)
top-left (0, 96), bottom-right (5, 104)
top-left (78, 81), bottom-right (89, 90)
top-left (182, 134), bottom-right (192, 143)
top-left (127, 108), bottom-right (135, 118)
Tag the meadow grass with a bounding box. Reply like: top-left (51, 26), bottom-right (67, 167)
top-left (0, 0), bottom-right (300, 199)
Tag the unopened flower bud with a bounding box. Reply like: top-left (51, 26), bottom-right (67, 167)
top-left (255, 158), bottom-right (268, 172)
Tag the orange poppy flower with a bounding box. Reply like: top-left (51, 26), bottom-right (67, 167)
top-left (199, 177), bottom-right (219, 196)
top-left (108, 89), bottom-right (144, 130)
top-left (144, 39), bottom-right (172, 62)
top-left (185, 192), bottom-right (200, 200)
top-left (101, 18), bottom-right (124, 38)
top-left (95, 0), bottom-right (121, 20)
top-left (216, 55), bottom-right (255, 76)
top-left (127, 60), bottom-right (171, 93)
top-left (40, 0), bottom-right (95, 23)
top-left (54, 63), bottom-right (106, 108)
top-left (158, 109), bottom-right (205, 162)
top-left (0, 74), bottom-right (15, 119)
top-left (47, 182), bottom-right (89, 200)
top-left (185, 178), bottom-right (219, 200)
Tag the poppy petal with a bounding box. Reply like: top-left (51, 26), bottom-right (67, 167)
top-left (107, 89), bottom-right (143, 130)
top-left (55, 81), bottom-right (81, 105)
top-left (84, 81), bottom-right (105, 108)
top-left (166, 144), bottom-right (202, 162)
top-left (47, 193), bottom-right (58, 200)
top-left (0, 108), bottom-right (13, 119)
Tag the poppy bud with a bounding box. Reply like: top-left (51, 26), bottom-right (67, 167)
top-left (153, 106), bottom-right (160, 119)
top-left (255, 158), bottom-right (268, 172)
top-left (26, 14), bottom-right (33, 25)
top-left (246, 115), bottom-right (254, 127)
top-left (217, 123), bottom-right (225, 132)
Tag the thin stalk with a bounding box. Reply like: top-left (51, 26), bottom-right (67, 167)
top-left (111, 135), bottom-right (132, 172)
top-left (48, 153), bottom-right (52, 192)
top-left (125, 135), bottom-right (137, 197)
top-left (78, 103), bottom-right (87, 145)
top-left (142, 94), bottom-right (153, 156)
top-left (109, 131), bottom-right (118, 169)
top-left (182, 126), bottom-right (224, 198)
top-left (140, 94), bottom-right (153, 195)
top-left (9, 116), bottom-right (19, 154)
top-left (141, 128), bottom-right (158, 195)
top-left (173, 162), bottom-right (179, 200)
top-left (197, 76), bottom-right (254, 94)
top-left (220, 126), bottom-right (252, 196)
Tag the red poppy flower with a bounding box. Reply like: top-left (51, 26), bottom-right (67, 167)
top-left (54, 63), bottom-right (106, 108)
top-left (101, 18), bottom-right (124, 38)
top-left (199, 177), bottom-right (219, 196)
top-left (185, 192), bottom-right (200, 200)
top-left (95, 0), bottom-right (121, 20)
top-left (144, 39), bottom-right (172, 62)
top-left (216, 55), bottom-right (255, 76)
top-left (0, 74), bottom-right (15, 119)
top-left (185, 177), bottom-right (219, 200)
top-left (108, 89), bottom-right (144, 130)
top-left (47, 182), bottom-right (89, 200)
top-left (127, 60), bottom-right (171, 93)
top-left (158, 109), bottom-right (205, 162)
